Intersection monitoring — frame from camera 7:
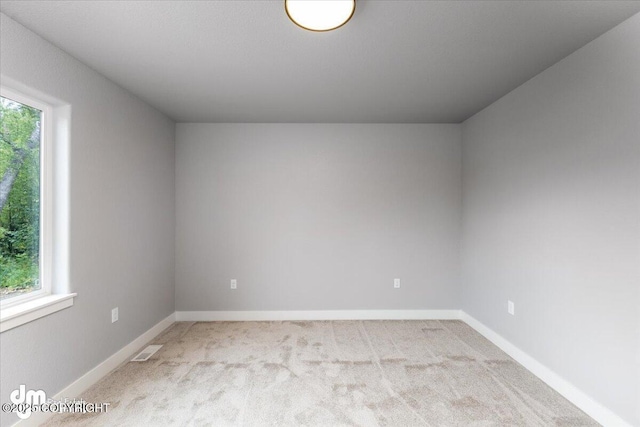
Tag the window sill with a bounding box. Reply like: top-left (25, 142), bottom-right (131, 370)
top-left (0, 293), bottom-right (77, 333)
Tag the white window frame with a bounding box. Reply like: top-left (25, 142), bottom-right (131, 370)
top-left (0, 85), bottom-right (75, 333)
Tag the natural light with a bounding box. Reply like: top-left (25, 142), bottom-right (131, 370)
top-left (0, 96), bottom-right (42, 302)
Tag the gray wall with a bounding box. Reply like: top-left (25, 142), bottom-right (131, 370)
top-left (461, 13), bottom-right (640, 425)
top-left (176, 124), bottom-right (461, 311)
top-left (0, 14), bottom-right (175, 426)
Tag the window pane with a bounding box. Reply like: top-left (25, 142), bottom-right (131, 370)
top-left (0, 96), bottom-right (42, 301)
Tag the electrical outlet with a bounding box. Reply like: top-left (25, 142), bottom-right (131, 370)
top-left (507, 300), bottom-right (515, 316)
top-left (230, 279), bottom-right (237, 290)
top-left (111, 307), bottom-right (119, 323)
top-left (394, 278), bottom-right (401, 289)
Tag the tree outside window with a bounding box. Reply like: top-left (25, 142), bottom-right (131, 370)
top-left (0, 96), bottom-right (42, 301)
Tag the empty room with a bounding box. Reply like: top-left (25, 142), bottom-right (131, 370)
top-left (0, 1), bottom-right (639, 426)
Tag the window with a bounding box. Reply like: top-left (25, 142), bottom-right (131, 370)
top-left (0, 92), bottom-right (47, 303)
top-left (0, 86), bottom-right (74, 332)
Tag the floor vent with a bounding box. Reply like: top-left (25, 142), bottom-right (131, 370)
top-left (131, 345), bottom-right (162, 362)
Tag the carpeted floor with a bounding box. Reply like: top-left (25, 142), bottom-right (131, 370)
top-left (44, 320), bottom-right (597, 426)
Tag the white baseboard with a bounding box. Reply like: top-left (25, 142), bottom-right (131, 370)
top-left (460, 312), bottom-right (632, 427)
top-left (175, 309), bottom-right (462, 322)
top-left (15, 312), bottom-right (175, 427)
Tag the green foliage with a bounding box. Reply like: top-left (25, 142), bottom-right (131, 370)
top-left (0, 254), bottom-right (39, 289)
top-left (0, 96), bottom-right (41, 291)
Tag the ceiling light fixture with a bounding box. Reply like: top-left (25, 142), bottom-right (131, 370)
top-left (285, 0), bottom-right (356, 32)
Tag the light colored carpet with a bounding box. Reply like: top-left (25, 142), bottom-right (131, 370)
top-left (44, 320), bottom-right (597, 426)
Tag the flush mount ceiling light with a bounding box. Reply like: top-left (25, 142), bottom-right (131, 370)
top-left (285, 0), bottom-right (356, 32)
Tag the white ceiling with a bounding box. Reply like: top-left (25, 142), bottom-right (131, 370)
top-left (2, 1), bottom-right (639, 123)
